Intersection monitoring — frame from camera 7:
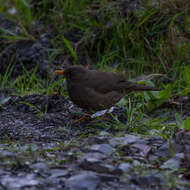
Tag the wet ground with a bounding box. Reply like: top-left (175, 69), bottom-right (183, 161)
top-left (0, 14), bottom-right (190, 190)
top-left (0, 90), bottom-right (190, 190)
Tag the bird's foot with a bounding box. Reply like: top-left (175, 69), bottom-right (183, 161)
top-left (72, 115), bottom-right (90, 124)
top-left (91, 114), bottom-right (107, 123)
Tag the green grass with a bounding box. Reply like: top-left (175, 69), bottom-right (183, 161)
top-left (1, 0), bottom-right (190, 138)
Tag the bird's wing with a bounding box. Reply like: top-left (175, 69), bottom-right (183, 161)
top-left (84, 70), bottom-right (126, 93)
top-left (83, 69), bottom-right (159, 93)
top-left (84, 87), bottom-right (123, 110)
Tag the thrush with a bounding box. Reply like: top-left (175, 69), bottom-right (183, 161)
top-left (55, 65), bottom-right (160, 112)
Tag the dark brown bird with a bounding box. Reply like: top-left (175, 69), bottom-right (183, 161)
top-left (55, 65), bottom-right (160, 111)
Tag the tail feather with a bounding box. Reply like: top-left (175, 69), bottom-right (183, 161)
top-left (132, 84), bottom-right (160, 91)
top-left (123, 81), bottom-right (160, 92)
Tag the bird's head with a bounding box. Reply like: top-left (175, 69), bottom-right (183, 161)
top-left (54, 65), bottom-right (88, 82)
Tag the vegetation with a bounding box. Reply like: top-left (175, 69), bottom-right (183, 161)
top-left (0, 0), bottom-right (190, 138)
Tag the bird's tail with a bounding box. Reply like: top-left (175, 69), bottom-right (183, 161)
top-left (123, 81), bottom-right (160, 92)
top-left (132, 84), bottom-right (160, 91)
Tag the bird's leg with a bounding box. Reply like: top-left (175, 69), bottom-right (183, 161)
top-left (72, 112), bottom-right (91, 124)
top-left (72, 115), bottom-right (90, 123)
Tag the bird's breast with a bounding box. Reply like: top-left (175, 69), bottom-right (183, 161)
top-left (67, 82), bottom-right (90, 108)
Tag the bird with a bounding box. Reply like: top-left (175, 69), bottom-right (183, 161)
top-left (55, 65), bottom-right (160, 112)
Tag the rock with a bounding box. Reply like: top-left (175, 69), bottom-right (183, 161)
top-left (0, 151), bottom-right (15, 158)
top-left (79, 152), bottom-right (107, 161)
top-left (148, 136), bottom-right (165, 146)
top-left (30, 162), bottom-right (50, 174)
top-left (50, 169), bottom-right (69, 178)
top-left (161, 153), bottom-right (184, 169)
top-left (79, 158), bottom-right (122, 175)
top-left (97, 173), bottom-right (119, 182)
top-left (118, 163), bottom-right (132, 173)
top-left (154, 140), bottom-right (184, 158)
top-left (99, 131), bottom-right (110, 136)
top-left (175, 130), bottom-right (190, 145)
top-left (90, 144), bottom-right (115, 156)
top-left (130, 174), bottom-right (165, 186)
top-left (64, 172), bottom-right (100, 190)
top-left (131, 144), bottom-right (152, 158)
top-left (1, 174), bottom-right (39, 190)
top-left (88, 136), bottom-right (108, 145)
top-left (109, 135), bottom-right (145, 147)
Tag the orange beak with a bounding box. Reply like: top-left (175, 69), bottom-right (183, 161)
top-left (54, 70), bottom-right (65, 75)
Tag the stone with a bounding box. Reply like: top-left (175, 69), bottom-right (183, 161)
top-left (90, 144), bottom-right (115, 156)
top-left (118, 163), bottom-right (132, 173)
top-left (64, 172), bottom-right (100, 190)
top-left (79, 157), bottom-right (122, 175)
top-left (161, 153), bottom-right (184, 169)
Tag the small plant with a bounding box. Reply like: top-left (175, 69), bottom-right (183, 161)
top-left (0, 26), bottom-right (31, 42)
top-left (10, 66), bottom-right (44, 95)
top-left (19, 101), bottom-right (46, 117)
top-left (144, 83), bottom-right (172, 110)
top-left (0, 97), bottom-right (11, 108)
top-left (182, 66), bottom-right (190, 95)
top-left (61, 36), bottom-right (78, 63)
top-left (0, 58), bottom-right (15, 88)
top-left (124, 98), bottom-right (144, 128)
top-left (13, 0), bottom-right (33, 24)
top-left (175, 113), bottom-right (190, 130)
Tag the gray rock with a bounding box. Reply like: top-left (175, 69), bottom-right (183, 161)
top-left (0, 151), bottom-right (15, 157)
top-left (80, 152), bottom-right (107, 160)
top-left (161, 153), bottom-right (184, 169)
top-left (130, 174), bottom-right (165, 186)
top-left (64, 172), bottom-right (100, 190)
top-left (30, 162), bottom-right (50, 174)
top-left (148, 136), bottom-right (165, 146)
top-left (175, 130), bottom-right (190, 145)
top-left (99, 131), bottom-right (110, 136)
top-left (79, 158), bottom-right (122, 175)
top-left (155, 140), bottom-right (184, 158)
top-left (1, 174), bottom-right (39, 190)
top-left (118, 163), bottom-right (132, 173)
top-left (98, 173), bottom-right (119, 181)
top-left (88, 136), bottom-right (108, 145)
top-left (131, 143), bottom-right (152, 158)
top-left (90, 144), bottom-right (115, 156)
top-left (50, 169), bottom-right (69, 178)
top-left (109, 135), bottom-right (145, 147)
